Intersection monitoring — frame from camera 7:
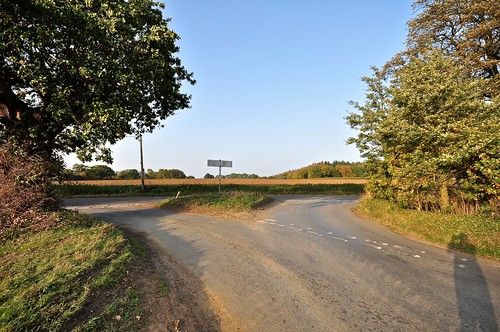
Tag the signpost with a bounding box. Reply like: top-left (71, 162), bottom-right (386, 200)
top-left (207, 159), bottom-right (233, 192)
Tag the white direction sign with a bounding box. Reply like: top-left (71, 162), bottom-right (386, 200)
top-left (207, 159), bottom-right (232, 168)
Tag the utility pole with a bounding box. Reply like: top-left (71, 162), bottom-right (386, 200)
top-left (139, 134), bottom-right (145, 192)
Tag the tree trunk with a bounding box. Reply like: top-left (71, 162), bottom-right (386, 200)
top-left (439, 182), bottom-right (450, 211)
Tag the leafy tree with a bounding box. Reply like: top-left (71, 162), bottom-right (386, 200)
top-left (146, 169), bottom-right (156, 179)
top-left (86, 165), bottom-right (115, 180)
top-left (71, 164), bottom-right (90, 179)
top-left (335, 165), bottom-right (353, 178)
top-left (117, 169), bottom-right (140, 180)
top-left (155, 168), bottom-right (186, 179)
top-left (348, 51), bottom-right (499, 213)
top-left (0, 0), bottom-right (194, 162)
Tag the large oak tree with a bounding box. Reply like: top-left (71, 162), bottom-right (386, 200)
top-left (0, 0), bottom-right (194, 162)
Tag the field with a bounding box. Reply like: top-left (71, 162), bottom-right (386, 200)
top-left (64, 178), bottom-right (367, 186)
top-left (54, 181), bottom-right (365, 197)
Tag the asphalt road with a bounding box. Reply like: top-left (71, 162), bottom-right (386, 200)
top-left (65, 196), bottom-right (500, 331)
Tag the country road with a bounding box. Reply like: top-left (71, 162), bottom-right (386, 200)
top-left (65, 196), bottom-right (500, 331)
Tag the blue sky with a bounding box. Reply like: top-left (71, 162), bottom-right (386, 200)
top-left (64, 0), bottom-right (413, 177)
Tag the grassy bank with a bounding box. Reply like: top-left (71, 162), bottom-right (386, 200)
top-left (356, 198), bottom-right (500, 259)
top-left (159, 192), bottom-right (273, 214)
top-left (0, 211), bottom-right (168, 331)
top-left (53, 183), bottom-right (364, 197)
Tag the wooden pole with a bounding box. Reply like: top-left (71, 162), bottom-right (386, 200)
top-left (140, 135), bottom-right (145, 192)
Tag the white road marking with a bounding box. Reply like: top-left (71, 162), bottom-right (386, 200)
top-left (265, 218), bottom-right (277, 222)
top-left (268, 222), bottom-right (277, 225)
top-left (382, 243), bottom-right (389, 246)
top-left (459, 258), bottom-right (468, 262)
top-left (365, 239), bottom-right (371, 242)
top-left (458, 264), bottom-right (466, 268)
top-left (420, 251), bottom-right (426, 254)
top-left (349, 236), bottom-right (357, 239)
top-left (414, 255), bottom-right (420, 258)
top-left (289, 224), bottom-right (294, 226)
top-left (327, 232), bottom-right (333, 235)
top-left (277, 224), bottom-right (285, 227)
top-left (255, 220), bottom-right (267, 223)
top-left (376, 246), bottom-right (382, 250)
top-left (306, 227), bottom-right (313, 230)
top-left (333, 236), bottom-right (349, 243)
top-left (307, 230), bottom-right (320, 235)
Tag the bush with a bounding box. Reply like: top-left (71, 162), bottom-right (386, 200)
top-left (0, 143), bottom-right (59, 240)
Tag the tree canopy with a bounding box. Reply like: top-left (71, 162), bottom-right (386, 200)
top-left (0, 0), bottom-right (194, 162)
top-left (404, 0), bottom-right (499, 96)
top-left (347, 1), bottom-right (499, 214)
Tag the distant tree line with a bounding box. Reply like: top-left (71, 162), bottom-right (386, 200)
top-left (203, 173), bottom-right (259, 179)
top-left (273, 162), bottom-right (368, 179)
top-left (64, 165), bottom-right (190, 180)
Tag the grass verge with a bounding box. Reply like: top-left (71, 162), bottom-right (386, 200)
top-left (0, 210), bottom-right (168, 331)
top-left (355, 198), bottom-right (500, 259)
top-left (158, 192), bottom-right (273, 214)
top-left (53, 183), bottom-right (364, 197)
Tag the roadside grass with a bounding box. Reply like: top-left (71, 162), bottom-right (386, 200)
top-left (0, 210), bottom-right (165, 331)
top-left (53, 183), bottom-right (364, 197)
top-left (158, 191), bottom-right (273, 214)
top-left (356, 198), bottom-right (500, 259)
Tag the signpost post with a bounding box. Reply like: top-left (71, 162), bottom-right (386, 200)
top-left (207, 159), bottom-right (233, 192)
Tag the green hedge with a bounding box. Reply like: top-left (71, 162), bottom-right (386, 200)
top-left (53, 183), bottom-right (364, 197)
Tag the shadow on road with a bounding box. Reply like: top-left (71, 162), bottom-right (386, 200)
top-left (448, 234), bottom-right (498, 331)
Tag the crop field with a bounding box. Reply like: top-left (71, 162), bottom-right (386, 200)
top-left (64, 178), bottom-right (367, 186)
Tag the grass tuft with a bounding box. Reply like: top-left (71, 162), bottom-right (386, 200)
top-left (158, 191), bottom-right (273, 213)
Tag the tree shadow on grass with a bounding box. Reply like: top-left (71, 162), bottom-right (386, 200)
top-left (448, 234), bottom-right (498, 331)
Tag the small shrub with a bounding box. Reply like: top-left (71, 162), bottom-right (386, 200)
top-left (0, 143), bottom-right (59, 240)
